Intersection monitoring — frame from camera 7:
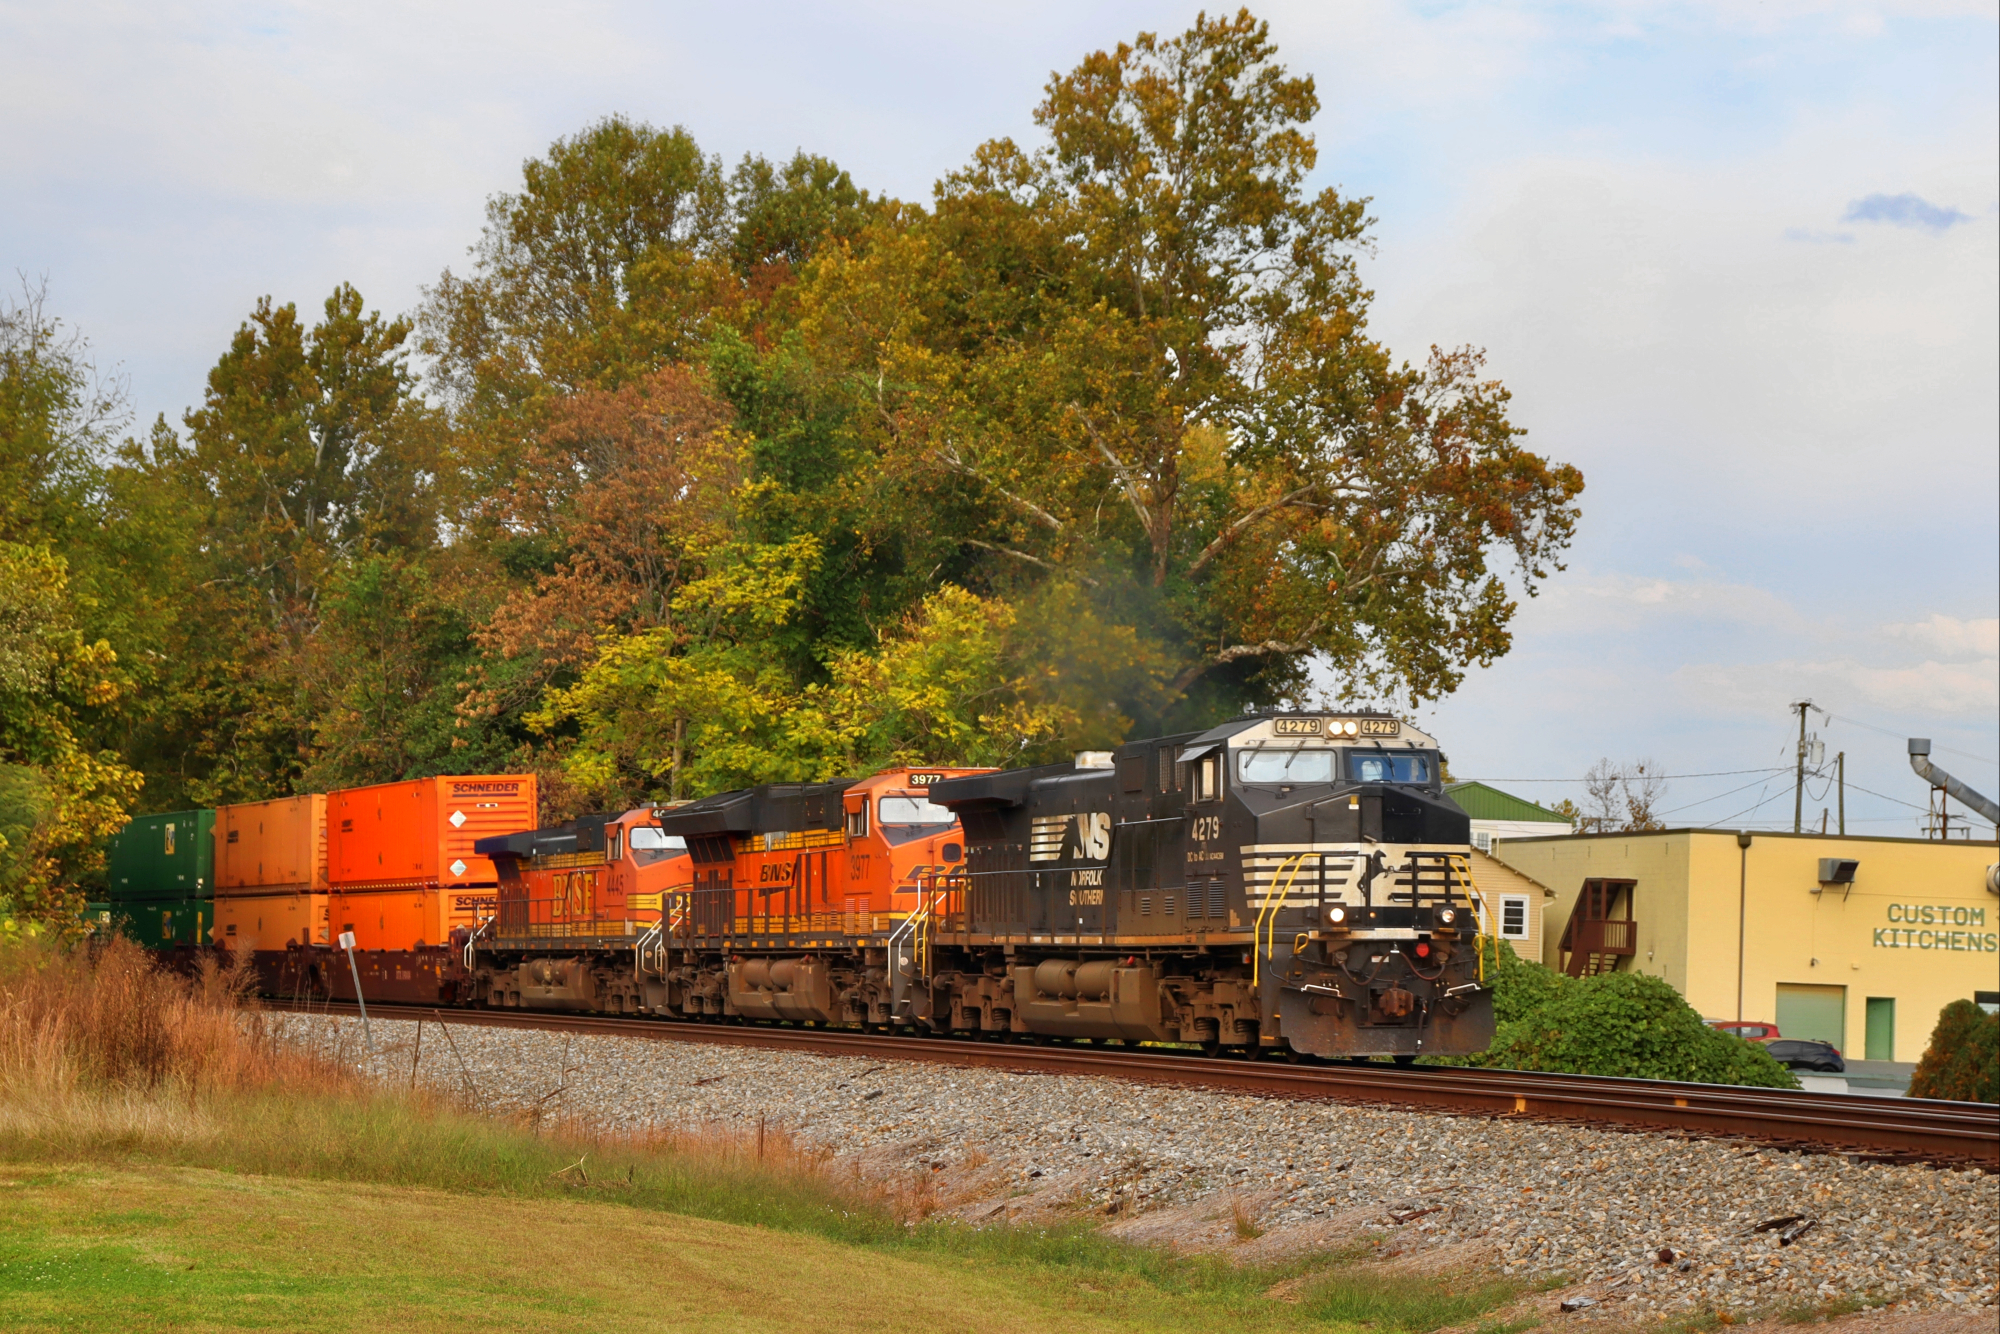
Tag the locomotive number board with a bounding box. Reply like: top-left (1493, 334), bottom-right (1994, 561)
top-left (1270, 717), bottom-right (1402, 737)
top-left (906, 773), bottom-right (947, 786)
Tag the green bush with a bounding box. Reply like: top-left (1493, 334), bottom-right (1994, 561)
top-left (1486, 938), bottom-right (1568, 1024)
top-left (1470, 958), bottom-right (1796, 1088)
top-left (1906, 999), bottom-right (2000, 1103)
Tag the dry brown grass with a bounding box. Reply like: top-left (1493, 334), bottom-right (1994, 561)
top-left (0, 936), bottom-right (357, 1147)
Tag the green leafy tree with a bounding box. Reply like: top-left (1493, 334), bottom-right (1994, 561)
top-left (728, 151), bottom-right (879, 280)
top-left (1907, 1000), bottom-right (1999, 1103)
top-left (0, 282), bottom-right (122, 551)
top-left (100, 284), bottom-right (447, 804)
top-left (0, 543), bottom-right (142, 932)
top-left (421, 115), bottom-right (734, 416)
top-left (791, 9), bottom-right (1583, 720)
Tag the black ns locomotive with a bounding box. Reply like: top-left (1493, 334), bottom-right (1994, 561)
top-left (927, 712), bottom-right (1496, 1060)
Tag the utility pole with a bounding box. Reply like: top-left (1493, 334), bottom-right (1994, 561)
top-left (1736, 831), bottom-right (1752, 1021)
top-left (1836, 752), bottom-right (1845, 836)
top-left (1790, 700), bottom-right (1821, 834)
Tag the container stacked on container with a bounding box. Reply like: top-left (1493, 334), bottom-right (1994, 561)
top-left (327, 775), bottom-right (538, 952)
top-left (212, 795), bottom-right (329, 952)
top-left (104, 809), bottom-right (214, 948)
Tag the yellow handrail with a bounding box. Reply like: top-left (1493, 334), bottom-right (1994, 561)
top-left (1253, 854), bottom-right (1309, 987)
top-left (1444, 852), bottom-right (1495, 984)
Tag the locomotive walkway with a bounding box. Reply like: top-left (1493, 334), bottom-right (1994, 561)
top-left (283, 999), bottom-right (1998, 1171)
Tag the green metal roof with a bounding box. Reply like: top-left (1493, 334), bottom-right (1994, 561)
top-left (1444, 782), bottom-right (1568, 824)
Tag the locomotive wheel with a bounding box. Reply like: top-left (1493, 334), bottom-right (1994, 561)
top-left (1392, 1054), bottom-right (1417, 1067)
top-left (1199, 1040), bottom-right (1222, 1059)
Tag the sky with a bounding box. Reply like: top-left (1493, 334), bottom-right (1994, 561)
top-left (3, 0), bottom-right (1995, 837)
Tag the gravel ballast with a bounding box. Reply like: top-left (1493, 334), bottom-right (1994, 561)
top-left (284, 1014), bottom-right (1997, 1317)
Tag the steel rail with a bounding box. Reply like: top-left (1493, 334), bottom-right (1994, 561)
top-left (277, 1000), bottom-right (1998, 1170)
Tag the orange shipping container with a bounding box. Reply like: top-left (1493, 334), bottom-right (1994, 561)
top-left (213, 890), bottom-right (329, 951)
top-left (328, 775), bottom-right (538, 951)
top-left (215, 795), bottom-right (328, 891)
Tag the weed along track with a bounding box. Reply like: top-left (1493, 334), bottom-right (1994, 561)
top-left (278, 999), bottom-right (1999, 1170)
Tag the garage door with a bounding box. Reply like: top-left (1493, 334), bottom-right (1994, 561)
top-left (1775, 983), bottom-right (1846, 1049)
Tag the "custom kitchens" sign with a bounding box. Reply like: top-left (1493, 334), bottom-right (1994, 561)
top-left (1873, 902), bottom-right (1995, 952)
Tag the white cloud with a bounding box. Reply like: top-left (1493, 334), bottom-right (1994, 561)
top-left (1880, 614), bottom-right (2000, 660)
top-left (1676, 654), bottom-right (2000, 720)
top-left (1516, 569), bottom-right (1806, 634)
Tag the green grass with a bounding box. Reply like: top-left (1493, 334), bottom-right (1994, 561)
top-left (0, 1157), bottom-right (1523, 1333)
top-left (1301, 1268), bottom-right (1524, 1330)
top-left (5, 1080), bottom-right (1494, 1312)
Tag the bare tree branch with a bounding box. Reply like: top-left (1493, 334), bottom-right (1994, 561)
top-left (1184, 484), bottom-right (1319, 577)
top-left (1169, 620), bottom-right (1323, 692)
top-left (935, 442), bottom-right (1066, 532)
top-left (962, 539), bottom-right (1098, 587)
top-left (1072, 408), bottom-right (1158, 544)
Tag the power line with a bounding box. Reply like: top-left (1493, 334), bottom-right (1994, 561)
top-left (1822, 712), bottom-right (1997, 767)
top-left (1464, 767), bottom-right (1788, 784)
top-left (1840, 772), bottom-right (1968, 816)
top-left (1654, 771), bottom-right (1797, 816)
top-left (1701, 783), bottom-right (1788, 829)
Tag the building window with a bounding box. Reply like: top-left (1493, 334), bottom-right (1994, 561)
top-left (1499, 895), bottom-right (1529, 940)
top-left (1472, 830), bottom-right (1493, 852)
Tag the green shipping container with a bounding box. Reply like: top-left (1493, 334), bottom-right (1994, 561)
top-left (106, 809), bottom-right (214, 903)
top-left (105, 898), bottom-right (212, 950)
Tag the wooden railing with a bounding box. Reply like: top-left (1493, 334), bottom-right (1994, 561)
top-left (1569, 917), bottom-right (1636, 955)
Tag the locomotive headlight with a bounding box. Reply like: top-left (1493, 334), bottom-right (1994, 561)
top-left (1437, 908), bottom-right (1456, 925)
top-left (1328, 906), bottom-right (1347, 923)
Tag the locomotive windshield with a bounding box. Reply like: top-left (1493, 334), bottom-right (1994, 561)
top-left (1348, 751), bottom-right (1434, 785)
top-left (878, 795), bottom-right (954, 845)
top-left (1236, 747), bottom-right (1337, 784)
top-left (627, 826), bottom-right (686, 865)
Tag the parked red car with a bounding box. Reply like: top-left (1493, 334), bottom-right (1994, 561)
top-left (1707, 1020), bottom-right (1780, 1042)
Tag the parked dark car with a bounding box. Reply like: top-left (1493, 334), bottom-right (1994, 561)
top-left (1764, 1039), bottom-right (1845, 1073)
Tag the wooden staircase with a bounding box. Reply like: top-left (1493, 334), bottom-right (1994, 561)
top-left (1558, 878), bottom-right (1637, 977)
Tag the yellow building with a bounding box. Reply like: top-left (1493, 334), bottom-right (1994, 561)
top-left (1492, 830), bottom-right (1999, 1062)
top-left (1468, 848), bottom-right (1556, 964)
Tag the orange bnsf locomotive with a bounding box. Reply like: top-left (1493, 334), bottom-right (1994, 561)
top-left (461, 767), bottom-right (989, 1020)
top-left (454, 713), bottom-right (1495, 1062)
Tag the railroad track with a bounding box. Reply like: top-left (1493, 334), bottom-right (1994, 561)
top-left (276, 1000), bottom-right (1999, 1171)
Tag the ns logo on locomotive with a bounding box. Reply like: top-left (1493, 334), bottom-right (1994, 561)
top-left (451, 711), bottom-right (1494, 1063)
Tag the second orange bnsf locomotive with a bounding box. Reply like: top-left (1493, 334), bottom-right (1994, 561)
top-left (466, 713), bottom-right (1494, 1061)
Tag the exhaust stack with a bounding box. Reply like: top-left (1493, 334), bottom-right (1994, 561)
top-left (1908, 739), bottom-right (2000, 825)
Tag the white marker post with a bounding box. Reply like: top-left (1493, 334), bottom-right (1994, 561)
top-left (338, 930), bottom-right (376, 1056)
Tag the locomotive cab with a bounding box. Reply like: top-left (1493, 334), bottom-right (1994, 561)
top-left (468, 810), bottom-right (691, 1011)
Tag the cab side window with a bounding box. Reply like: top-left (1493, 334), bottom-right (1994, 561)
top-left (846, 802), bottom-right (869, 837)
top-left (606, 827), bottom-right (623, 862)
top-left (1194, 756), bottom-right (1221, 802)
